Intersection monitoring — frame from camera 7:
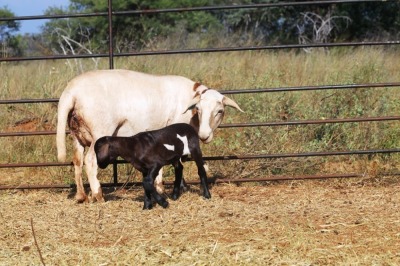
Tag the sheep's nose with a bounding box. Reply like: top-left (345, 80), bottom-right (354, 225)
top-left (200, 135), bottom-right (212, 143)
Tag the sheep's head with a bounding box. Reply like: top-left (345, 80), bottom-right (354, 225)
top-left (185, 89), bottom-right (243, 143)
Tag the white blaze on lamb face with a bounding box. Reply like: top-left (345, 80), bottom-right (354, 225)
top-left (163, 144), bottom-right (175, 151)
top-left (177, 134), bottom-right (190, 155)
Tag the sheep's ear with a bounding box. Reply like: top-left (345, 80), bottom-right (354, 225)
top-left (223, 96), bottom-right (244, 113)
top-left (183, 94), bottom-right (201, 114)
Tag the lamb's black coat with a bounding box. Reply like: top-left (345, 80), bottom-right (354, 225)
top-left (94, 123), bottom-right (211, 209)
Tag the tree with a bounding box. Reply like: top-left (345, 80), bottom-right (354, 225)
top-left (40, 0), bottom-right (400, 55)
top-left (42, 0), bottom-right (222, 53)
top-left (339, 1), bottom-right (400, 40)
top-left (0, 6), bottom-right (21, 57)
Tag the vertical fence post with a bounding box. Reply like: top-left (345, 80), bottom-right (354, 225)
top-left (108, 0), bottom-right (114, 69)
top-left (108, 0), bottom-right (118, 185)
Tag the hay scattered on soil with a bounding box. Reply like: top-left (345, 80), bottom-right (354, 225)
top-left (1, 179), bottom-right (399, 265)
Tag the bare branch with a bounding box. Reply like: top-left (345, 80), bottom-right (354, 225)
top-left (31, 218), bottom-right (46, 266)
top-left (297, 11), bottom-right (352, 52)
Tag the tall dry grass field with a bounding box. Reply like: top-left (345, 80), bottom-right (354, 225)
top-left (1, 48), bottom-right (400, 265)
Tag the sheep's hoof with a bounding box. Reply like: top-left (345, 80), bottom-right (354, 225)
top-left (91, 190), bottom-right (105, 203)
top-left (75, 193), bottom-right (88, 204)
top-left (93, 195), bottom-right (105, 203)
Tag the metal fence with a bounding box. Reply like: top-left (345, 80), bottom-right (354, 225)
top-left (1, 0), bottom-right (400, 190)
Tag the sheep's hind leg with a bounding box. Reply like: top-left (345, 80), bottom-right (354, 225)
top-left (72, 139), bottom-right (88, 203)
top-left (155, 167), bottom-right (188, 196)
top-left (154, 168), bottom-right (165, 194)
top-left (85, 144), bottom-right (104, 203)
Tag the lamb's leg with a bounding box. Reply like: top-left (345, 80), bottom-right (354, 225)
top-left (192, 148), bottom-right (211, 199)
top-left (197, 162), bottom-right (211, 199)
top-left (143, 166), bottom-right (168, 209)
top-left (141, 172), bottom-right (153, 210)
top-left (84, 144), bottom-right (104, 203)
top-left (171, 161), bottom-right (184, 200)
top-left (180, 177), bottom-right (189, 192)
top-left (72, 138), bottom-right (88, 203)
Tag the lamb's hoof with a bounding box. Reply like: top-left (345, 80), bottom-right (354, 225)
top-left (203, 192), bottom-right (211, 199)
top-left (171, 192), bottom-right (180, 201)
top-left (143, 203), bottom-right (153, 210)
top-left (180, 184), bottom-right (190, 193)
top-left (160, 200), bottom-right (169, 209)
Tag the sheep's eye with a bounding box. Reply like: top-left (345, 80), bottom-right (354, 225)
top-left (215, 110), bottom-right (224, 117)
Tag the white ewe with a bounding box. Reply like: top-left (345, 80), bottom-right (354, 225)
top-left (57, 69), bottom-right (243, 203)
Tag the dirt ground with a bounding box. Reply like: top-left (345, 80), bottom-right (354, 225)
top-left (0, 178), bottom-right (399, 265)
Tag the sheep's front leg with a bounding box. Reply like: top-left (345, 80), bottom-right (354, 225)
top-left (171, 161), bottom-right (184, 200)
top-left (142, 167), bottom-right (169, 210)
top-left (85, 144), bottom-right (104, 203)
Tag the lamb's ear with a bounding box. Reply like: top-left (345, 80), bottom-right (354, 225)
top-left (95, 137), bottom-right (111, 169)
top-left (223, 96), bottom-right (244, 113)
top-left (183, 94), bottom-right (201, 114)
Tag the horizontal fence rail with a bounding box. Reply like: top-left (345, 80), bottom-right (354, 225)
top-left (1, 116), bottom-right (400, 137)
top-left (1, 82), bottom-right (400, 105)
top-left (0, 173), bottom-right (370, 190)
top-left (1, 41), bottom-right (400, 62)
top-left (2, 171), bottom-right (400, 190)
top-left (1, 1), bottom-right (396, 22)
top-left (1, 148), bottom-right (399, 169)
top-left (0, 0), bottom-right (399, 190)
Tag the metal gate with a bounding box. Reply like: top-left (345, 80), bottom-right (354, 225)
top-left (1, 0), bottom-right (399, 189)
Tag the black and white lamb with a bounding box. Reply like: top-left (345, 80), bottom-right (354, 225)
top-left (94, 123), bottom-right (211, 210)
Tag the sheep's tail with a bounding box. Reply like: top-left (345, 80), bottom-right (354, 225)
top-left (56, 90), bottom-right (74, 162)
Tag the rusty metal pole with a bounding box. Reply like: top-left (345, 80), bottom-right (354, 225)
top-left (108, 0), bottom-right (118, 185)
top-left (108, 0), bottom-right (114, 69)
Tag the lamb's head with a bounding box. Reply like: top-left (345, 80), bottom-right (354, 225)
top-left (186, 88), bottom-right (243, 143)
top-left (94, 136), bottom-right (117, 169)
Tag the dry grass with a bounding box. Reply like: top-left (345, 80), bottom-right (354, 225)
top-left (1, 179), bottom-right (399, 265)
